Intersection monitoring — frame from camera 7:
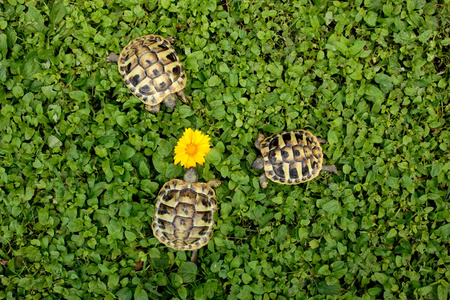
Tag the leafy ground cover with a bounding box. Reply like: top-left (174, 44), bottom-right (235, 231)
top-left (0, 0), bottom-right (449, 299)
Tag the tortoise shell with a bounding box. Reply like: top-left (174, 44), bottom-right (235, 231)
top-left (117, 35), bottom-right (186, 106)
top-left (260, 130), bottom-right (324, 184)
top-left (152, 179), bottom-right (217, 251)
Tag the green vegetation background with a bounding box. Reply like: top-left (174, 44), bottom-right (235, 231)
top-left (0, 0), bottom-right (449, 299)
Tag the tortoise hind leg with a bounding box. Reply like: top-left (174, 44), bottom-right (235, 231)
top-left (321, 165), bottom-right (338, 174)
top-left (259, 174), bottom-right (269, 189)
top-left (167, 36), bottom-right (176, 44)
top-left (106, 53), bottom-right (120, 62)
top-left (163, 94), bottom-right (177, 110)
top-left (191, 250), bottom-right (199, 263)
top-left (177, 90), bottom-right (190, 105)
top-left (145, 103), bottom-right (161, 113)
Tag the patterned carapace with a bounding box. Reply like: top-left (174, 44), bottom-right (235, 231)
top-left (117, 35), bottom-right (186, 106)
top-left (261, 130), bottom-right (324, 184)
top-left (152, 180), bottom-right (217, 251)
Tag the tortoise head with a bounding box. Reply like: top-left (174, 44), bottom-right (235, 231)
top-left (183, 167), bottom-right (198, 183)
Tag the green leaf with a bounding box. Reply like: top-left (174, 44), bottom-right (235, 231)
top-left (406, 0), bottom-right (416, 13)
top-left (317, 281), bottom-right (340, 295)
top-left (95, 146), bottom-right (108, 158)
top-left (274, 225), bottom-right (287, 244)
top-left (317, 265), bottom-right (331, 275)
top-left (152, 153), bottom-right (167, 175)
top-left (69, 91), bottom-right (89, 101)
top-left (120, 145), bottom-right (136, 161)
top-left (218, 63), bottom-right (230, 73)
top-left (373, 272), bottom-right (388, 284)
top-left (116, 115), bottom-right (127, 127)
top-left (364, 84), bottom-right (384, 101)
top-left (0, 34), bottom-right (7, 59)
top-left (208, 75), bottom-right (222, 87)
top-left (374, 73), bottom-right (393, 93)
top-left (139, 161), bottom-right (150, 177)
top-left (343, 165), bottom-right (351, 174)
top-left (161, 0), bottom-right (171, 9)
top-left (364, 11), bottom-right (378, 26)
top-left (267, 64), bottom-right (283, 78)
top-left (349, 41), bottom-right (366, 56)
top-left (327, 131), bottom-right (338, 145)
top-left (205, 148), bottom-right (222, 165)
top-left (436, 224), bottom-right (450, 238)
top-left (48, 135), bottom-right (62, 148)
top-left (229, 71), bottom-right (238, 87)
top-left (178, 105), bottom-right (194, 118)
top-left (386, 229), bottom-right (397, 239)
top-left (185, 51), bottom-right (204, 72)
top-left (438, 285), bottom-right (448, 300)
top-left (430, 163), bottom-right (442, 177)
top-left (67, 218), bottom-right (84, 232)
top-left (178, 287), bottom-right (187, 300)
top-left (325, 11), bottom-right (333, 25)
top-left (134, 286), bottom-right (149, 300)
top-left (302, 84), bottom-right (316, 97)
top-left (24, 7), bottom-right (45, 33)
top-left (42, 86), bottom-right (57, 101)
top-left (107, 219), bottom-right (123, 240)
top-left (309, 239), bottom-right (320, 249)
top-left (12, 86), bottom-right (24, 98)
top-left (241, 273), bottom-right (252, 284)
top-left (38, 208), bottom-right (49, 224)
top-left (330, 117), bottom-right (343, 127)
top-left (179, 262), bottom-right (198, 283)
top-left (49, 0), bottom-right (68, 24)
top-left (417, 286), bottom-right (433, 296)
top-left (322, 200), bottom-right (341, 214)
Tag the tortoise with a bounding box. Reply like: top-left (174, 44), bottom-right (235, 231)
top-left (251, 130), bottom-right (337, 188)
top-left (152, 167), bottom-right (221, 262)
top-left (107, 35), bottom-right (189, 113)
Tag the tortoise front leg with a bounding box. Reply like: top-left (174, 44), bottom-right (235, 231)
top-left (251, 157), bottom-right (264, 170)
top-left (206, 179), bottom-right (221, 189)
top-left (254, 133), bottom-right (265, 150)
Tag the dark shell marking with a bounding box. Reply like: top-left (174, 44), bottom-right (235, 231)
top-left (152, 179), bottom-right (218, 251)
top-left (117, 35), bottom-right (186, 105)
top-left (260, 130), bottom-right (324, 184)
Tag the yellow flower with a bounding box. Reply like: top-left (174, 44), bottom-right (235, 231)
top-left (174, 128), bottom-right (211, 168)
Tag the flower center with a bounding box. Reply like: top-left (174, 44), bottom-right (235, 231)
top-left (186, 143), bottom-right (198, 156)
